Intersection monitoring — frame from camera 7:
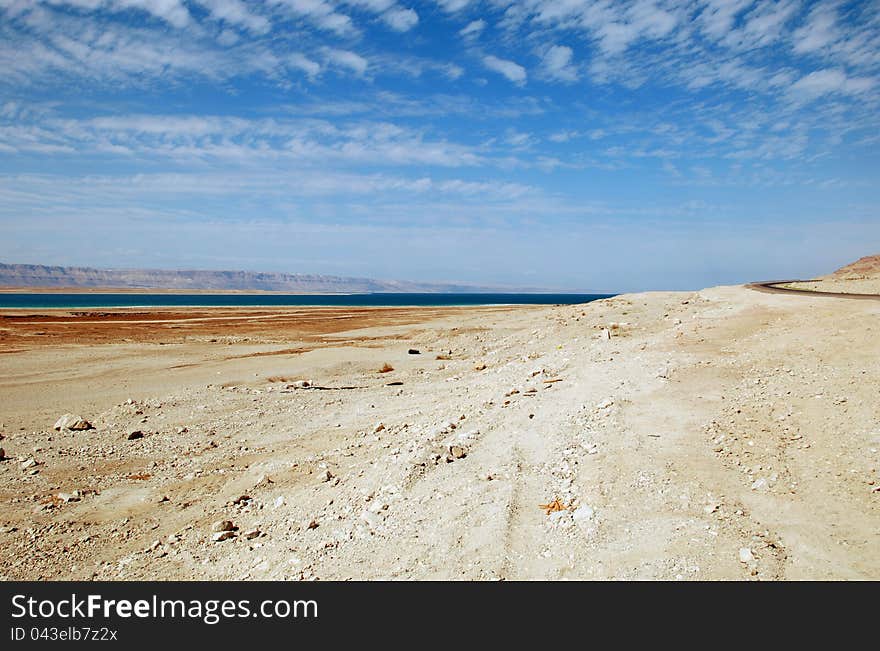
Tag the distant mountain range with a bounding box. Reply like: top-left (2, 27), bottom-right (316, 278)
top-left (0, 262), bottom-right (519, 294)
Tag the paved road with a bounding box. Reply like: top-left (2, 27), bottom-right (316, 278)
top-left (748, 280), bottom-right (880, 301)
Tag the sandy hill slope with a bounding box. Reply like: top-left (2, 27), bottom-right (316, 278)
top-left (781, 254), bottom-right (880, 294)
top-left (830, 254), bottom-right (880, 280)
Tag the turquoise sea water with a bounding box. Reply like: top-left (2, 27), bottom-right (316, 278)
top-left (0, 293), bottom-right (613, 309)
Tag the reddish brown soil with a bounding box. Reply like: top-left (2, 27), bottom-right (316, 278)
top-left (0, 306), bottom-right (522, 351)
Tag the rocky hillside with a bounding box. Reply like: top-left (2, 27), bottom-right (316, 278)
top-left (0, 263), bottom-right (494, 294)
top-left (780, 253), bottom-right (880, 295)
top-left (829, 254), bottom-right (880, 280)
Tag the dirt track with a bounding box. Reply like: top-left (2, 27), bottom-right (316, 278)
top-left (749, 281), bottom-right (880, 301)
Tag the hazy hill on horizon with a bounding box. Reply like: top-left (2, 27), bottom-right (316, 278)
top-left (0, 262), bottom-right (535, 294)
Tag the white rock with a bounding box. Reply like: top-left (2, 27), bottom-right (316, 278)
top-left (751, 478), bottom-right (768, 491)
top-left (254, 474), bottom-right (274, 488)
top-left (54, 414), bottom-right (93, 431)
top-left (739, 547), bottom-right (754, 563)
top-left (212, 531), bottom-right (236, 542)
top-left (211, 520), bottom-right (235, 533)
top-left (572, 505), bottom-right (594, 522)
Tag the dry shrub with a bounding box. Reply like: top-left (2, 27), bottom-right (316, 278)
top-left (378, 363), bottom-right (394, 373)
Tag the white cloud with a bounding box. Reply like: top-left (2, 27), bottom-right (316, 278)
top-left (289, 52), bottom-right (321, 78)
top-left (323, 48), bottom-right (369, 76)
top-left (273, 0), bottom-right (355, 35)
top-left (46, 0), bottom-right (192, 28)
top-left (698, 0), bottom-right (754, 41)
top-left (459, 19), bottom-right (485, 38)
top-left (194, 0), bottom-right (271, 34)
top-left (442, 63), bottom-right (464, 80)
top-left (436, 0), bottom-right (470, 12)
top-left (540, 44), bottom-right (577, 82)
top-left (548, 130), bottom-right (577, 143)
top-left (0, 109), bottom-right (496, 167)
top-left (216, 28), bottom-right (239, 45)
top-left (724, 0), bottom-right (800, 50)
top-left (0, 18), bottom-right (234, 85)
top-left (483, 54), bottom-right (526, 85)
top-left (789, 68), bottom-right (876, 100)
top-left (383, 7), bottom-right (418, 32)
top-left (792, 4), bottom-right (839, 54)
top-left (627, 1), bottom-right (677, 39)
top-left (345, 0), bottom-right (395, 11)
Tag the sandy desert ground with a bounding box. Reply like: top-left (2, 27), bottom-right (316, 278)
top-left (0, 279), bottom-right (878, 580)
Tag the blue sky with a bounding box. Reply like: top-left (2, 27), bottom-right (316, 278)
top-left (1, 0), bottom-right (878, 291)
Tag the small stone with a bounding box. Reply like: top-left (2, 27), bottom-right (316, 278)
top-left (306, 519), bottom-right (319, 530)
top-left (373, 423), bottom-right (386, 434)
top-left (291, 380), bottom-right (311, 389)
top-left (320, 470), bottom-right (334, 483)
top-left (255, 474), bottom-right (274, 488)
top-left (243, 529), bottom-right (261, 540)
top-left (212, 531), bottom-right (236, 542)
top-left (449, 445), bottom-right (466, 459)
top-left (57, 491), bottom-right (81, 503)
top-left (20, 458), bottom-right (37, 470)
top-left (126, 430), bottom-right (144, 440)
top-left (54, 414), bottom-right (93, 431)
top-left (408, 349), bottom-right (421, 355)
top-left (601, 329), bottom-right (611, 340)
top-left (739, 547), bottom-right (754, 564)
top-left (0, 448), bottom-right (5, 460)
top-left (596, 399), bottom-right (614, 410)
top-left (474, 363), bottom-right (487, 371)
top-left (211, 520), bottom-right (235, 533)
top-left (751, 478), bottom-right (768, 491)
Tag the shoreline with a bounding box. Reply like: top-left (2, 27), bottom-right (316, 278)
top-left (0, 286), bottom-right (601, 296)
top-left (0, 291), bottom-right (613, 311)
